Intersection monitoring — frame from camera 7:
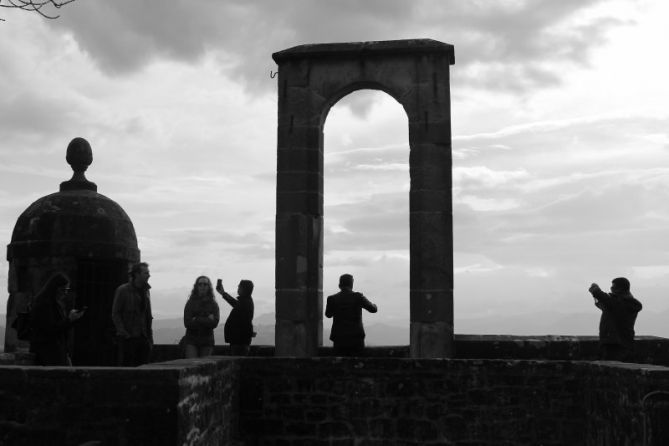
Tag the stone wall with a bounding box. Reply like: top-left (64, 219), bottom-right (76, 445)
top-left (238, 358), bottom-right (588, 445)
top-left (148, 335), bottom-right (669, 365)
top-left (0, 358), bottom-right (237, 446)
top-left (236, 358), bottom-right (669, 445)
top-left (582, 362), bottom-right (669, 445)
top-left (4, 337), bottom-right (669, 445)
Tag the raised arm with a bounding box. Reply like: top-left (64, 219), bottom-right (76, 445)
top-left (360, 294), bottom-right (378, 313)
top-left (589, 283), bottom-right (612, 309)
top-left (216, 279), bottom-right (238, 308)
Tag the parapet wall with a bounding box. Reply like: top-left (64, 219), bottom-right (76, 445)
top-left (0, 359), bottom-right (238, 445)
top-left (236, 358), bottom-right (669, 445)
top-left (2, 357), bottom-right (669, 445)
top-left (3, 336), bottom-right (669, 445)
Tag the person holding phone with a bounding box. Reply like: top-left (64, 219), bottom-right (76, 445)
top-left (325, 273), bottom-right (377, 357)
top-left (181, 276), bottom-right (220, 358)
top-left (30, 272), bottom-right (85, 366)
top-left (216, 278), bottom-right (255, 356)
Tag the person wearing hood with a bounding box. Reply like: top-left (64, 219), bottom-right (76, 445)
top-left (589, 277), bottom-right (642, 361)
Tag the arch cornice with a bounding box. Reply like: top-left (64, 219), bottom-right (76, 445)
top-left (272, 39), bottom-right (455, 64)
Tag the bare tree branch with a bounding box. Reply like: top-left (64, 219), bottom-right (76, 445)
top-left (0, 0), bottom-right (77, 21)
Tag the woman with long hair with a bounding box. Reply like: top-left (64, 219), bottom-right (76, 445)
top-left (30, 272), bottom-right (85, 365)
top-left (181, 275), bottom-right (220, 358)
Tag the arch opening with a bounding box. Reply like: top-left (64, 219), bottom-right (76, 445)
top-left (323, 89), bottom-right (410, 346)
top-left (273, 39), bottom-right (455, 357)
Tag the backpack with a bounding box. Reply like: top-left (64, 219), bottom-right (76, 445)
top-left (11, 306), bottom-right (32, 341)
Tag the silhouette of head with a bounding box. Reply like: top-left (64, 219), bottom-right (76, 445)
top-left (612, 277), bottom-right (631, 293)
top-left (129, 262), bottom-right (150, 286)
top-left (238, 280), bottom-right (254, 296)
top-left (191, 276), bottom-right (214, 300)
top-left (339, 274), bottom-right (354, 290)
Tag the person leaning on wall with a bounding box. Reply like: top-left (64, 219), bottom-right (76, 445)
top-left (180, 275), bottom-right (220, 358)
top-left (30, 272), bottom-right (85, 366)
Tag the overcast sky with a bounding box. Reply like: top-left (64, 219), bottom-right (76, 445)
top-left (1, 1), bottom-right (668, 337)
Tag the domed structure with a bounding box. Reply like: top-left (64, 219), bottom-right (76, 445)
top-left (5, 137), bottom-right (140, 365)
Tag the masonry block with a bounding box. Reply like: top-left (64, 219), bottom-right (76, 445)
top-left (410, 321), bottom-right (453, 358)
top-left (277, 147), bottom-right (323, 173)
top-left (410, 290), bottom-right (453, 322)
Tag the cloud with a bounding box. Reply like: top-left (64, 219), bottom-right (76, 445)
top-left (47, 0), bottom-right (632, 95)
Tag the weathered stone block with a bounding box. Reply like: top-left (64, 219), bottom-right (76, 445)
top-left (275, 319), bottom-right (319, 357)
top-left (277, 171), bottom-right (323, 193)
top-left (409, 189), bottom-right (451, 213)
top-left (410, 321), bottom-right (454, 358)
top-left (408, 119), bottom-right (452, 145)
top-left (277, 191), bottom-right (323, 214)
top-left (410, 290), bottom-right (453, 322)
top-left (277, 147), bottom-right (323, 173)
top-left (277, 124), bottom-right (323, 151)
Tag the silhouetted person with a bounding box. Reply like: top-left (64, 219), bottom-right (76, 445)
top-left (112, 262), bottom-right (153, 366)
top-left (181, 275), bottom-right (220, 358)
top-left (589, 277), bottom-right (642, 361)
top-left (30, 272), bottom-right (85, 366)
top-left (216, 278), bottom-right (255, 356)
top-left (325, 274), bottom-right (377, 356)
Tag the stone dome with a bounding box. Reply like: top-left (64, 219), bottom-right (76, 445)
top-left (7, 137), bottom-right (139, 261)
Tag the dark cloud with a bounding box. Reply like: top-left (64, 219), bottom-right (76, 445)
top-left (49, 0), bottom-right (628, 95)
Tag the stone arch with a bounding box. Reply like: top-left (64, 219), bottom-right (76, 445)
top-left (273, 39), bottom-right (455, 358)
top-left (320, 82), bottom-right (407, 127)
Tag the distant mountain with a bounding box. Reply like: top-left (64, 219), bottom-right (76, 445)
top-left (3, 309), bottom-right (667, 352)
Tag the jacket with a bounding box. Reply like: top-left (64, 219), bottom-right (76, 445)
top-left (325, 290), bottom-right (377, 342)
top-left (223, 294), bottom-right (254, 345)
top-left (592, 288), bottom-right (642, 347)
top-left (111, 282), bottom-right (153, 341)
top-left (182, 297), bottom-right (220, 346)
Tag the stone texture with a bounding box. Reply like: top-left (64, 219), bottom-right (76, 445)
top-left (274, 39), bottom-right (455, 357)
top-left (4, 338), bottom-right (669, 444)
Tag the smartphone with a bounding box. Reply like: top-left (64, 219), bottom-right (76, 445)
top-left (216, 279), bottom-right (222, 288)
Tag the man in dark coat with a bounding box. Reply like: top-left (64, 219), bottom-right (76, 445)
top-left (112, 262), bottom-right (153, 366)
top-left (325, 274), bottom-right (377, 356)
top-left (216, 279), bottom-right (255, 356)
top-left (589, 277), bottom-right (642, 361)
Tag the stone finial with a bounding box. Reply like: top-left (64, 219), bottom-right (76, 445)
top-left (60, 137), bottom-right (97, 192)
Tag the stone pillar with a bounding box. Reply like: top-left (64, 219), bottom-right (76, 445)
top-left (274, 60), bottom-right (324, 356)
top-left (408, 53), bottom-right (454, 358)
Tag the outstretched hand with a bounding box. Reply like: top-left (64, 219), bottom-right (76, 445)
top-left (216, 279), bottom-right (225, 295)
top-left (589, 283), bottom-right (600, 294)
